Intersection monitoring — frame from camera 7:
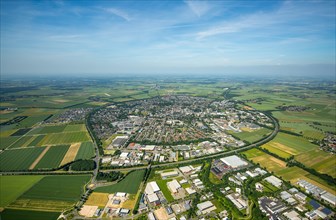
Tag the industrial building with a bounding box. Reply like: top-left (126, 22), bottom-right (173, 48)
top-left (197, 201), bottom-right (217, 214)
top-left (264, 175), bottom-right (283, 188)
top-left (220, 155), bottom-right (249, 168)
top-left (167, 179), bottom-right (181, 194)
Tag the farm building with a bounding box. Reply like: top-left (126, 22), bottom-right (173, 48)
top-left (115, 192), bottom-right (127, 197)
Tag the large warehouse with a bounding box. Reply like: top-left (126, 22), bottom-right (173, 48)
top-left (220, 155), bottom-right (248, 168)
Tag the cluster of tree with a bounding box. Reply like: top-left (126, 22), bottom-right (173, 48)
top-left (96, 171), bottom-right (124, 182)
top-left (133, 168), bottom-right (151, 214)
top-left (70, 160), bottom-right (96, 171)
top-left (86, 109), bottom-right (104, 155)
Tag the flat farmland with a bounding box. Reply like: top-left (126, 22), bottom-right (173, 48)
top-left (276, 167), bottom-right (335, 194)
top-left (60, 143), bottom-right (81, 166)
top-left (8, 136), bottom-right (35, 149)
top-left (260, 132), bottom-right (336, 177)
top-left (295, 149), bottom-right (336, 177)
top-left (242, 148), bottom-right (335, 194)
top-left (30, 125), bottom-right (66, 134)
top-left (39, 131), bottom-right (91, 145)
top-left (9, 175), bottom-right (91, 211)
top-left (75, 142), bottom-right (95, 160)
top-left (63, 124), bottom-right (86, 132)
top-left (0, 136), bottom-right (20, 149)
top-left (0, 129), bottom-right (17, 137)
top-left (85, 192), bottom-right (109, 207)
top-left (95, 170), bottom-right (145, 194)
top-left (302, 130), bottom-right (325, 141)
top-left (34, 145), bottom-right (70, 169)
top-left (0, 148), bottom-right (44, 171)
top-left (243, 148), bottom-right (286, 172)
top-left (271, 132), bottom-right (318, 154)
top-left (16, 115), bottom-right (51, 128)
top-left (0, 175), bottom-right (43, 207)
top-left (261, 142), bottom-right (292, 159)
top-left (228, 128), bottom-right (271, 143)
top-left (0, 209), bottom-right (60, 220)
top-left (20, 175), bottom-right (91, 201)
top-left (27, 135), bottom-right (46, 147)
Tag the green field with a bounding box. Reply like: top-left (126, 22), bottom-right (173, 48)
top-left (262, 143), bottom-right (292, 159)
top-left (243, 148), bottom-right (335, 194)
top-left (228, 128), bottom-right (271, 143)
top-left (34, 145), bottom-right (70, 169)
top-left (0, 209), bottom-right (60, 220)
top-left (8, 175), bottom-right (91, 211)
top-left (0, 148), bottom-right (44, 171)
top-left (20, 175), bottom-right (91, 201)
top-left (270, 132), bottom-right (318, 154)
top-left (0, 175), bottom-right (43, 207)
top-left (0, 136), bottom-right (20, 149)
top-left (295, 149), bottom-right (336, 177)
top-left (30, 125), bottom-right (66, 134)
top-left (260, 132), bottom-right (336, 177)
top-left (75, 142), bottom-right (95, 160)
top-left (27, 135), bottom-right (46, 146)
top-left (63, 124), bottom-right (86, 132)
top-left (7, 136), bottom-right (34, 149)
top-left (40, 131), bottom-right (90, 145)
top-left (95, 170), bottom-right (145, 194)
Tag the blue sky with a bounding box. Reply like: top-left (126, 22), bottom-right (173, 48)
top-left (0, 0), bottom-right (335, 76)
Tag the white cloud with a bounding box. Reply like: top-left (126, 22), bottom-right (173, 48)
top-left (185, 0), bottom-right (211, 17)
top-left (104, 8), bottom-right (131, 21)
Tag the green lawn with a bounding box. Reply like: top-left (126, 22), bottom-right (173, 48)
top-left (95, 170), bottom-right (145, 194)
top-left (0, 175), bottom-right (43, 207)
top-left (156, 179), bottom-right (174, 203)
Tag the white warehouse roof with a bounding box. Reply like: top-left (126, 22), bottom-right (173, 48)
top-left (147, 193), bottom-right (159, 203)
top-left (197, 201), bottom-right (214, 211)
top-left (220, 155), bottom-right (248, 168)
top-left (167, 179), bottom-right (181, 193)
top-left (145, 181), bottom-right (160, 195)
